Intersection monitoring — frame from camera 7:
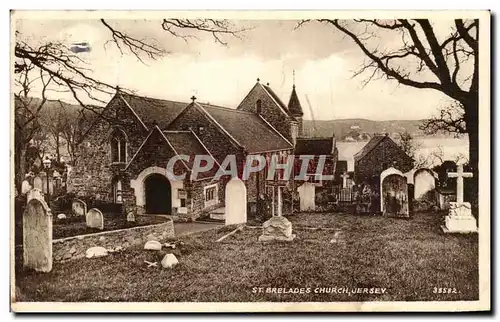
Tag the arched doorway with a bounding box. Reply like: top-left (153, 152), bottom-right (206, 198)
top-left (144, 174), bottom-right (171, 214)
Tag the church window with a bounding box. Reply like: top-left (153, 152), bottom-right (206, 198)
top-left (256, 99), bottom-right (262, 114)
top-left (204, 183), bottom-right (218, 207)
top-left (110, 128), bottom-right (127, 163)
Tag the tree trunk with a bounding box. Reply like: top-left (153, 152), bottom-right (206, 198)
top-left (462, 95), bottom-right (478, 216)
top-left (15, 142), bottom-right (27, 195)
top-left (55, 134), bottom-right (60, 163)
top-left (463, 95), bottom-right (478, 170)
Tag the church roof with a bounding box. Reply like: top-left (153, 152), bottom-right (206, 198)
top-left (163, 131), bottom-right (210, 157)
top-left (117, 91), bottom-right (293, 155)
top-left (287, 85), bottom-right (304, 117)
top-left (261, 84), bottom-right (289, 114)
top-left (294, 137), bottom-right (335, 155)
top-left (353, 135), bottom-right (389, 161)
top-left (119, 92), bottom-right (188, 129)
top-left (200, 104), bottom-right (293, 154)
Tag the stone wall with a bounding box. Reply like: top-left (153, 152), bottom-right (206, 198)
top-left (52, 217), bottom-right (174, 262)
top-left (355, 138), bottom-right (414, 184)
top-left (237, 83), bottom-right (293, 141)
top-left (188, 179), bottom-right (224, 218)
top-left (68, 94), bottom-right (149, 201)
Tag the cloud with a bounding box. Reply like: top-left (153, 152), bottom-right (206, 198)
top-left (16, 18), bottom-right (453, 121)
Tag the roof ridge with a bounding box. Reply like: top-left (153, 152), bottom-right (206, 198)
top-left (120, 92), bottom-right (191, 106)
top-left (297, 136), bottom-right (333, 140)
top-left (203, 104), bottom-right (255, 115)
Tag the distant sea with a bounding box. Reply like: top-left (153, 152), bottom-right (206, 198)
top-left (337, 136), bottom-right (469, 171)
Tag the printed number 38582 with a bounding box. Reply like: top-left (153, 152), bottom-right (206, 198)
top-left (433, 287), bottom-right (458, 294)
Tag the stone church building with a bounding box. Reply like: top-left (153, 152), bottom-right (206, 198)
top-left (354, 134), bottom-right (414, 186)
top-left (68, 79), bottom-right (338, 218)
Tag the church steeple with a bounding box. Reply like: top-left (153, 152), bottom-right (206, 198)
top-left (288, 73), bottom-right (304, 117)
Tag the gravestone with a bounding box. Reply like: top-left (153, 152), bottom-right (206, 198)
top-left (23, 198), bottom-right (52, 272)
top-left (86, 208), bottom-right (104, 229)
top-left (258, 216), bottom-right (296, 241)
top-left (340, 172), bottom-right (350, 188)
top-left (297, 182), bottom-right (315, 211)
top-left (21, 180), bottom-right (32, 194)
top-left (27, 188), bottom-right (44, 203)
top-left (442, 164), bottom-right (477, 233)
top-left (33, 176), bottom-right (43, 190)
top-left (414, 169), bottom-right (437, 201)
top-left (380, 168), bottom-right (409, 218)
top-left (127, 211), bottom-right (136, 222)
top-left (40, 172), bottom-right (54, 194)
top-left (259, 182), bottom-right (295, 242)
top-left (224, 178), bottom-right (247, 225)
top-left (72, 198), bottom-right (87, 217)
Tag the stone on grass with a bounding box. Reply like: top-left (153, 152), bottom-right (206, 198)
top-left (164, 242), bottom-right (176, 249)
top-left (258, 216), bottom-right (296, 242)
top-left (85, 246), bottom-right (108, 258)
top-left (161, 253), bottom-right (179, 268)
top-left (57, 213), bottom-right (67, 220)
top-left (144, 240), bottom-right (162, 251)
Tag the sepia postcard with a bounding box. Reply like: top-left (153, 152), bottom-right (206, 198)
top-left (10, 10), bottom-right (491, 312)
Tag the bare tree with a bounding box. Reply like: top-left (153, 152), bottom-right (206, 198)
top-left (14, 18), bottom-right (244, 192)
top-left (397, 131), bottom-right (420, 158)
top-left (300, 19), bottom-right (479, 171)
top-left (58, 101), bottom-right (96, 164)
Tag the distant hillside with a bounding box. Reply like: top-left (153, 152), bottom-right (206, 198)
top-left (302, 119), bottom-right (428, 140)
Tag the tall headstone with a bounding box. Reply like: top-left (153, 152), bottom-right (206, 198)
top-left (442, 164), bottom-right (477, 233)
top-left (40, 172), bottom-right (54, 194)
top-left (23, 198), bottom-right (52, 272)
top-left (297, 182), bottom-right (315, 211)
top-left (27, 188), bottom-right (44, 203)
top-left (33, 176), bottom-right (43, 190)
top-left (414, 169), bottom-right (437, 200)
top-left (224, 178), bottom-right (247, 225)
top-left (86, 208), bottom-right (104, 229)
top-left (72, 198), bottom-right (87, 217)
top-left (380, 168), bottom-right (409, 218)
top-left (21, 180), bottom-right (32, 194)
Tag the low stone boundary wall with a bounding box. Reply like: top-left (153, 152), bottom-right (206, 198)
top-left (52, 218), bottom-right (175, 262)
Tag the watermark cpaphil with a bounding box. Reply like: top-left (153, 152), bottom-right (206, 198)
top-left (165, 154), bottom-right (334, 181)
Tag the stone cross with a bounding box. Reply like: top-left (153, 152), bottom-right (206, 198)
top-left (341, 172), bottom-right (349, 188)
top-left (277, 186), bottom-right (282, 216)
top-left (447, 164), bottom-right (473, 204)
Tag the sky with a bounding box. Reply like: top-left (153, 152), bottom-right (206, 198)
top-left (15, 18), bottom-right (459, 121)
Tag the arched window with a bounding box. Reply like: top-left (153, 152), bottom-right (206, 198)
top-left (110, 128), bottom-right (127, 163)
top-left (256, 99), bottom-right (262, 114)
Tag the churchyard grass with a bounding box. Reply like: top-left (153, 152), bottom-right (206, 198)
top-left (15, 211), bottom-right (478, 302)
